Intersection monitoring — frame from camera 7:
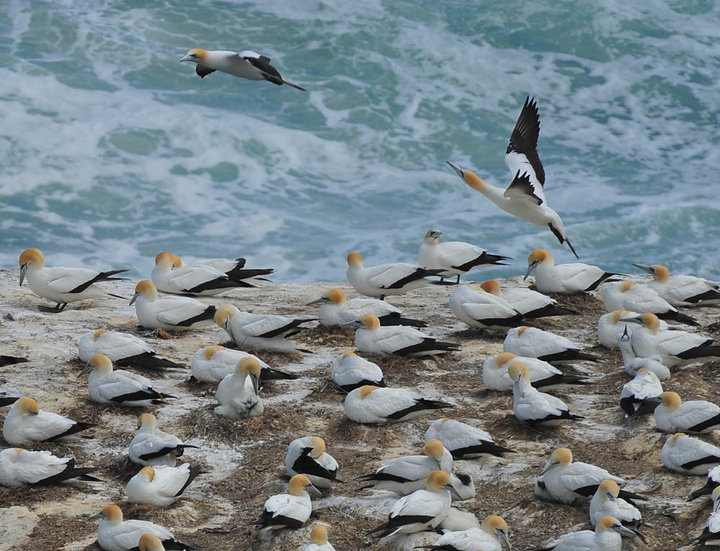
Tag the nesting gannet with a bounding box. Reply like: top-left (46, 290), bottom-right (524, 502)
top-left (620, 369), bottom-right (663, 418)
top-left (18, 248), bottom-right (126, 311)
top-left (689, 465), bottom-right (720, 502)
top-left (524, 249), bottom-right (615, 293)
top-left (424, 418), bottom-right (513, 459)
top-left (417, 228), bottom-right (509, 283)
top-left (180, 48), bottom-right (305, 90)
top-left (309, 288), bottom-right (427, 327)
top-left (190, 345), bottom-right (294, 383)
top-left (618, 325), bottom-right (671, 380)
top-left (303, 524), bottom-right (336, 551)
top-left (601, 280), bottom-right (698, 326)
top-left (330, 351), bottom-right (384, 392)
top-left (78, 329), bottom-right (182, 371)
top-left (589, 480), bottom-right (642, 528)
top-left (697, 486), bottom-right (720, 547)
top-left (355, 314), bottom-right (459, 356)
top-left (447, 96), bottom-right (578, 257)
top-left (138, 534), bottom-right (166, 551)
top-left (173, 253), bottom-right (273, 281)
top-left (448, 285), bottom-right (524, 329)
top-left (285, 436), bottom-right (339, 488)
top-left (3, 396), bottom-right (95, 446)
top-left (508, 362), bottom-right (582, 426)
top-left (81, 354), bottom-right (173, 407)
top-left (421, 514), bottom-right (512, 551)
top-left (126, 464), bottom-right (202, 507)
top-left (483, 352), bottom-right (588, 392)
top-left (480, 279), bottom-right (576, 318)
top-left (255, 474), bottom-right (319, 531)
top-left (129, 413), bottom-right (198, 467)
top-left (0, 448), bottom-right (98, 487)
top-left (634, 263), bottom-right (720, 307)
top-left (539, 515), bottom-right (644, 550)
top-left (91, 504), bottom-right (192, 551)
top-left (346, 252), bottom-right (444, 300)
top-left (654, 391), bottom-right (720, 434)
top-left (661, 433), bottom-right (720, 475)
top-left (504, 326), bottom-right (598, 363)
top-left (215, 303), bottom-right (312, 353)
top-left (131, 280), bottom-right (216, 332)
top-left (369, 471), bottom-right (459, 537)
top-left (214, 357), bottom-right (264, 418)
top-left (344, 385), bottom-right (453, 424)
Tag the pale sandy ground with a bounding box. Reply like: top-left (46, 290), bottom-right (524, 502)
top-left (0, 267), bottom-right (719, 551)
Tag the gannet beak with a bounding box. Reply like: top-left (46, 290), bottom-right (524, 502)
top-left (179, 54), bottom-right (194, 63)
top-left (499, 531), bottom-right (512, 551)
top-left (129, 292), bottom-right (138, 306)
top-left (446, 161), bottom-right (464, 179)
top-left (308, 482), bottom-right (322, 496)
top-left (446, 483), bottom-right (463, 500)
top-left (341, 320), bottom-right (363, 329)
top-left (306, 297), bottom-right (329, 306)
top-left (88, 511), bottom-right (104, 521)
top-left (250, 373), bottom-right (260, 395)
top-left (80, 363), bottom-right (93, 376)
top-left (632, 263), bottom-right (654, 275)
top-left (615, 524), bottom-right (646, 543)
top-left (19, 263), bottom-right (28, 286)
top-left (540, 461), bottom-right (557, 476)
top-left (619, 316), bottom-right (643, 325)
top-left (524, 260), bottom-right (539, 280)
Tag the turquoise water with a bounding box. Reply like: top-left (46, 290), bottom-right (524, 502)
top-left (1, 0), bottom-right (719, 281)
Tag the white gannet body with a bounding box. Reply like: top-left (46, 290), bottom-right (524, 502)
top-left (190, 345), bottom-right (292, 383)
top-left (448, 285), bottom-right (523, 329)
top-left (91, 504), bottom-right (190, 551)
top-left (480, 279), bottom-right (575, 318)
top-left (126, 463), bottom-right (201, 507)
top-left (78, 329), bottom-right (182, 370)
top-left (355, 314), bottom-right (459, 356)
top-left (654, 391), bottom-right (720, 433)
top-left (689, 465), bottom-right (720, 502)
top-left (618, 325), bottom-right (671, 380)
top-left (330, 351), bottom-right (384, 392)
top-left (426, 515), bottom-right (511, 551)
top-left (214, 357), bottom-right (264, 418)
top-left (424, 418), bottom-right (513, 459)
top-left (601, 281), bottom-right (698, 326)
top-left (311, 288), bottom-right (426, 327)
top-left (344, 385), bottom-right (453, 424)
top-left (255, 474), bottom-right (318, 531)
top-left (3, 396), bottom-right (94, 446)
top-left (634, 263), bottom-right (720, 307)
top-left (346, 252), bottom-right (443, 299)
top-left (589, 480), bottom-right (641, 528)
top-left (620, 369), bottom-right (663, 418)
top-left (698, 486), bottom-right (720, 547)
top-left (508, 362), bottom-right (582, 426)
top-left (130, 280), bottom-right (216, 332)
top-left (285, 436), bottom-right (339, 489)
top-left (540, 515), bottom-right (643, 551)
top-left (128, 413), bottom-right (197, 467)
top-left (661, 433), bottom-right (720, 475)
top-left (504, 326), bottom-right (598, 363)
top-left (483, 352), bottom-right (588, 392)
top-left (0, 448), bottom-right (97, 487)
top-left (525, 249), bottom-right (614, 293)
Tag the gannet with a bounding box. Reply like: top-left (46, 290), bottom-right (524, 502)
top-left (128, 413), bottom-right (198, 467)
top-left (480, 279), bottom-right (576, 318)
top-left (618, 325), bottom-right (671, 380)
top-left (78, 329), bottom-right (182, 370)
top-left (255, 474), bottom-right (320, 531)
top-left (448, 285), bottom-right (524, 329)
top-left (126, 464), bottom-right (202, 507)
top-left (215, 303), bottom-right (312, 353)
top-left (3, 396), bottom-right (95, 446)
top-left (424, 418), bottom-right (513, 459)
top-left (214, 357), bottom-right (264, 418)
top-left (697, 486), bottom-right (720, 547)
top-left (303, 524), bottom-right (336, 551)
top-left (130, 280), bottom-right (216, 332)
top-left (447, 96), bottom-right (578, 257)
top-left (344, 385), bottom-right (454, 424)
top-left (654, 391), bottom-right (720, 433)
top-left (81, 354), bottom-right (174, 407)
top-left (91, 504), bottom-right (192, 551)
top-left (483, 352), bottom-right (588, 391)
top-left (508, 362), bottom-right (583, 426)
top-left (18, 248), bottom-right (126, 311)
top-left (285, 436), bottom-right (339, 489)
top-left (689, 465), bottom-right (720, 502)
top-left (309, 288), bottom-right (427, 327)
top-left (330, 351), bottom-right (385, 392)
top-left (661, 433), bottom-right (720, 475)
top-left (0, 448), bottom-right (98, 487)
top-left (420, 514), bottom-right (512, 551)
top-left (634, 263), bottom-right (720, 307)
top-left (504, 326), bottom-right (598, 363)
top-left (524, 249), bottom-right (615, 293)
top-left (620, 368), bottom-right (663, 417)
top-left (173, 253), bottom-right (273, 281)
top-left (346, 252), bottom-right (444, 300)
top-left (417, 228), bottom-right (509, 283)
top-left (138, 534), bottom-right (166, 551)
top-left (190, 345), bottom-right (294, 383)
top-left (355, 313), bottom-right (459, 356)
top-left (601, 280), bottom-right (698, 326)
top-left (598, 310), bottom-right (636, 348)
top-left (180, 48), bottom-right (306, 90)
top-left (539, 515), bottom-right (644, 550)
top-left (589, 480), bottom-right (642, 529)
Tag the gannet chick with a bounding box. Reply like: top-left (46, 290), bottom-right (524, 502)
top-left (285, 436), bottom-right (339, 489)
top-left (214, 357), bottom-right (264, 418)
top-left (448, 285), bottom-right (524, 329)
top-left (620, 369), bottom-right (663, 418)
top-left (418, 228), bottom-right (509, 284)
top-left (697, 486), bottom-right (720, 547)
top-left (504, 326), bottom-right (598, 363)
top-left (654, 391), bottom-right (720, 433)
top-left (128, 413), bottom-right (198, 467)
top-left (190, 345), bottom-right (294, 383)
top-left (303, 524), bottom-right (336, 551)
top-left (662, 433), bottom-right (720, 475)
top-left (81, 353), bottom-right (174, 407)
top-left (618, 325), bottom-right (671, 380)
top-left (18, 248), bottom-right (126, 311)
top-left (539, 515), bottom-right (644, 550)
top-left (355, 313), bottom-right (459, 356)
top-left (131, 280), bottom-right (216, 332)
top-left (634, 263), bottom-right (720, 307)
top-left (180, 48), bottom-right (305, 90)
top-left (525, 249), bottom-right (615, 293)
top-left (3, 396), bottom-right (95, 446)
top-left (346, 252), bottom-right (444, 300)
top-left (309, 288), bottom-right (427, 327)
top-left (138, 534), bottom-right (166, 551)
top-left (689, 465), bottom-right (720, 502)
top-left (330, 351), bottom-right (385, 392)
top-left (90, 504), bottom-right (192, 550)
top-left (589, 479), bottom-right (642, 528)
top-left (345, 385), bottom-right (453, 424)
top-left (508, 362), bottom-right (583, 426)
top-left (480, 279), bottom-right (576, 318)
top-left (421, 514), bottom-right (512, 551)
top-left (126, 464), bottom-right (202, 507)
top-left (601, 280), bottom-right (698, 326)
top-left (255, 474), bottom-right (320, 531)
top-left (483, 352), bottom-right (588, 392)
top-left (424, 418), bottom-right (514, 459)
top-left (78, 329), bottom-right (182, 370)
top-left (0, 448), bottom-right (98, 487)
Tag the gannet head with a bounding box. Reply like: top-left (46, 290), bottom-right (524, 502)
top-left (138, 534), bottom-right (165, 551)
top-left (90, 504), bottom-right (123, 523)
top-left (171, 254), bottom-right (183, 268)
top-left (237, 357), bottom-right (261, 394)
top-left (346, 252), bottom-right (363, 268)
top-left (203, 344), bottom-right (225, 360)
top-left (81, 353), bottom-right (113, 375)
top-left (307, 436), bottom-right (326, 458)
top-left (180, 48), bottom-right (208, 63)
top-left (597, 515), bottom-right (645, 541)
top-left (357, 385), bottom-right (377, 399)
top-left (15, 397), bottom-right (39, 416)
top-left (137, 412), bottom-right (158, 430)
top-left (309, 524), bottom-right (329, 545)
top-left (479, 280), bottom-right (502, 294)
top-left (494, 352), bottom-right (517, 366)
top-left (139, 466), bottom-right (155, 482)
top-left (214, 304), bottom-right (236, 327)
top-left (481, 515), bottom-right (511, 550)
top-left (18, 248), bottom-right (45, 285)
top-left (426, 470), bottom-right (461, 498)
top-left (289, 474), bottom-right (321, 496)
top-left (424, 228), bottom-right (442, 243)
top-left (424, 439), bottom-right (446, 463)
top-left (525, 249), bottom-right (552, 280)
top-left (154, 251), bottom-right (174, 268)
top-left (661, 391), bottom-right (682, 409)
top-left (92, 329), bottom-right (109, 341)
top-left (446, 161), bottom-right (487, 192)
top-left (507, 361), bottom-right (529, 384)
top-left (130, 280), bottom-right (157, 305)
top-left (541, 447), bottom-right (572, 474)
top-left (598, 479), bottom-right (619, 501)
top-left (360, 313), bottom-right (381, 331)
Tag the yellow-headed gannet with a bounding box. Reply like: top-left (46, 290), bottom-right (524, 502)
top-left (3, 396), bottom-right (94, 446)
top-left (285, 436), bottom-right (339, 489)
top-left (539, 515), bottom-right (644, 550)
top-left (504, 326), bottom-right (598, 363)
top-left (173, 253), bottom-right (273, 282)
top-left (190, 345), bottom-right (294, 383)
top-left (421, 514), bottom-right (511, 551)
top-left (618, 325), bottom-right (671, 380)
top-left (126, 464), bottom-right (202, 507)
top-left (480, 279), bottom-right (576, 318)
top-left (654, 391), bottom-right (720, 434)
top-left (130, 280), bottom-right (216, 332)
top-left (254, 474), bottom-right (320, 531)
top-left (589, 479), bottom-right (641, 529)
top-left (214, 357), bottom-right (263, 418)
top-left (424, 418), bottom-right (513, 459)
top-left (601, 280), bottom-right (698, 326)
top-left (129, 413), bottom-right (198, 467)
top-left (524, 249), bottom-right (615, 293)
top-left (138, 534), bottom-right (166, 551)
top-left (78, 329), bottom-right (182, 371)
top-left (355, 314), bottom-right (459, 356)
top-left (0, 448), bottom-right (98, 487)
top-left (483, 352), bottom-right (588, 392)
top-left (634, 263), bottom-right (720, 307)
top-left (309, 288), bottom-right (427, 327)
top-left (620, 368), bottom-right (663, 418)
top-left (330, 351), bottom-right (384, 392)
top-left (448, 285), bottom-right (524, 329)
top-left (661, 433), bottom-right (720, 475)
top-left (346, 252), bottom-right (445, 300)
top-left (303, 524), bottom-right (336, 551)
top-left (344, 385), bottom-right (454, 424)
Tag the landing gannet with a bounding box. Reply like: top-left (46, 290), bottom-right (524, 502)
top-left (78, 329), bottom-right (182, 370)
top-left (3, 396), bottom-right (95, 446)
top-left (190, 345), bottom-right (294, 383)
top-left (91, 504), bottom-right (192, 551)
top-left (480, 279), bottom-right (576, 318)
top-left (309, 288), bottom-right (427, 327)
top-left (303, 524), bottom-right (336, 551)
top-left (344, 385), bottom-right (454, 424)
top-left (589, 480), bottom-right (641, 528)
top-left (448, 285), bottom-right (524, 329)
top-left (661, 433), bottom-right (720, 475)
top-left (447, 96), bottom-right (578, 258)
top-left (330, 351), bottom-right (385, 392)
top-left (286, 436), bottom-right (339, 489)
top-left (18, 248), bottom-right (126, 311)
top-left (130, 280), bottom-right (216, 332)
top-left (698, 486), bottom-right (720, 547)
top-left (355, 314), bottom-right (459, 356)
top-left (422, 515), bottom-right (512, 551)
top-left (618, 325), bottom-right (671, 380)
top-left (255, 474), bottom-right (319, 531)
top-left (214, 357), bottom-right (264, 418)
top-left (654, 391), bottom-right (720, 434)
top-left (129, 413), bottom-right (198, 467)
top-left (180, 48), bottom-right (306, 90)
top-left (0, 448), bottom-right (98, 487)
top-left (634, 263), bottom-right (720, 307)
top-left (417, 228), bottom-right (509, 283)
top-left (601, 281), bottom-right (698, 326)
top-left (138, 534), bottom-right (166, 551)
top-left (508, 362), bottom-right (582, 426)
top-left (524, 249), bottom-right (615, 293)
top-left (424, 418), bottom-right (514, 459)
top-left (620, 369), bottom-right (663, 418)
top-left (81, 354), bottom-right (173, 407)
top-left (539, 515), bottom-right (644, 551)
top-left (483, 352), bottom-right (588, 392)
top-left (126, 464), bottom-right (202, 507)
top-left (689, 465), bottom-right (720, 502)
top-left (504, 326), bottom-right (598, 363)
top-left (346, 252), bottom-right (444, 300)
